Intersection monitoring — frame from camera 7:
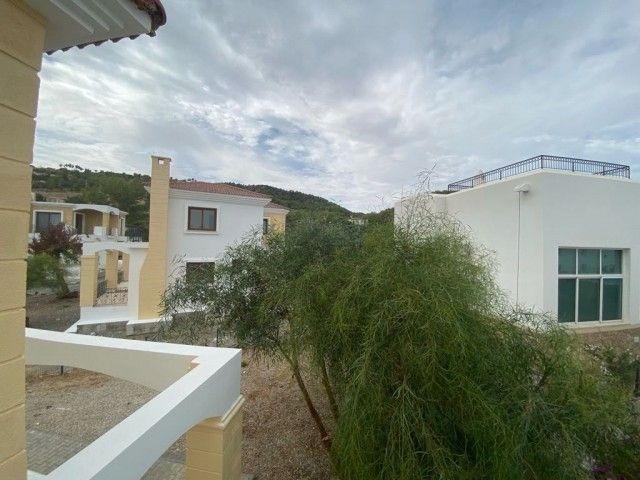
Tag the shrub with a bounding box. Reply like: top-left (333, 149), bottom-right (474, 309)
top-left (27, 253), bottom-right (70, 298)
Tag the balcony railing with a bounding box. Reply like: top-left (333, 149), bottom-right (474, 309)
top-left (447, 155), bottom-right (631, 192)
top-left (25, 328), bottom-right (241, 479)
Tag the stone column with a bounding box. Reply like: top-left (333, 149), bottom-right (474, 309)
top-left (105, 250), bottom-right (119, 289)
top-left (186, 396), bottom-right (244, 480)
top-left (79, 255), bottom-right (98, 307)
top-left (0, 2), bottom-right (45, 478)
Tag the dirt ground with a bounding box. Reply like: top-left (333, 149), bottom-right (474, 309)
top-left (26, 293), bottom-right (79, 331)
top-left (26, 354), bottom-right (331, 479)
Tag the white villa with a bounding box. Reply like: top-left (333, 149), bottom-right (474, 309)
top-left (72, 156), bottom-right (288, 334)
top-left (395, 155), bottom-right (640, 332)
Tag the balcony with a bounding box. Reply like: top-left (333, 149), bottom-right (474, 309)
top-left (25, 328), bottom-right (243, 480)
top-left (447, 155), bottom-right (631, 192)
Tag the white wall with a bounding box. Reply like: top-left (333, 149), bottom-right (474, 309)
top-left (395, 170), bottom-right (640, 326)
top-left (537, 172), bottom-right (640, 325)
top-left (166, 190), bottom-right (266, 280)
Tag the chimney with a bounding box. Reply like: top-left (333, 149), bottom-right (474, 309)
top-left (138, 156), bottom-right (171, 319)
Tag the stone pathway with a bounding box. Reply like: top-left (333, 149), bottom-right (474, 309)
top-left (27, 429), bottom-right (185, 479)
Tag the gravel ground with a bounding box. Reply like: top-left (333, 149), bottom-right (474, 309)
top-left (27, 352), bottom-right (331, 479)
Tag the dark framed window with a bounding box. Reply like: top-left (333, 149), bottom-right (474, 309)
top-left (35, 211), bottom-right (62, 233)
top-left (185, 262), bottom-right (215, 283)
top-left (187, 207), bottom-right (217, 231)
top-left (557, 248), bottom-right (623, 323)
top-left (263, 218), bottom-right (269, 235)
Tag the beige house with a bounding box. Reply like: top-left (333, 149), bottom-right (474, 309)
top-left (1, 2), bottom-right (245, 479)
top-left (29, 199), bottom-right (127, 239)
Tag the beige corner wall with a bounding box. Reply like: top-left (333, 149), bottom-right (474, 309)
top-left (0, 1), bottom-right (46, 478)
top-left (265, 212), bottom-right (287, 233)
top-left (138, 156), bottom-right (171, 319)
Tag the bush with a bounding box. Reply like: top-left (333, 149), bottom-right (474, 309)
top-left (27, 253), bottom-right (70, 298)
top-left (301, 223), bottom-right (640, 479)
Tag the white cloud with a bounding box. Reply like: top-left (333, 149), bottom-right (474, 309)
top-left (34, 0), bottom-right (640, 211)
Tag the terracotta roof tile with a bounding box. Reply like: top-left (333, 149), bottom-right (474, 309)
top-left (169, 181), bottom-right (271, 199)
top-left (265, 201), bottom-right (289, 211)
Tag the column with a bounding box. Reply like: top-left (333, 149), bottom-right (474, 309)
top-left (105, 250), bottom-right (119, 289)
top-left (186, 396), bottom-right (244, 480)
top-left (79, 255), bottom-right (98, 307)
top-left (122, 253), bottom-right (130, 282)
top-left (0, 1), bottom-right (46, 478)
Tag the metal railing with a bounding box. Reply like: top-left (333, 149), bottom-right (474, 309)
top-left (447, 155), bottom-right (631, 192)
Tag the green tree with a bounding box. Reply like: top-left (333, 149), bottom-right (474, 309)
top-left (161, 206), bottom-right (639, 478)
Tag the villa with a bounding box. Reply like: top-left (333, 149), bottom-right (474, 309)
top-left (72, 156), bottom-right (288, 334)
top-left (395, 155), bottom-right (640, 332)
top-left (29, 197), bottom-right (128, 242)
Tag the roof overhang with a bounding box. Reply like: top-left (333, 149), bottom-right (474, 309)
top-left (24, 0), bottom-right (166, 54)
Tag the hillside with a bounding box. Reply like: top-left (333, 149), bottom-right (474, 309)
top-left (31, 165), bottom-right (391, 230)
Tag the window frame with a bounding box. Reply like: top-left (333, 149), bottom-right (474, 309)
top-left (33, 210), bottom-right (63, 233)
top-left (262, 218), bottom-right (269, 235)
top-left (187, 206), bottom-right (217, 232)
top-left (557, 248), bottom-right (624, 324)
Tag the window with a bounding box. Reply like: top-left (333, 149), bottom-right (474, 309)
top-left (35, 211), bottom-right (61, 233)
top-left (187, 207), bottom-right (217, 231)
top-left (557, 248), bottom-right (623, 323)
top-left (185, 262), bottom-right (215, 283)
top-left (263, 218), bottom-right (269, 235)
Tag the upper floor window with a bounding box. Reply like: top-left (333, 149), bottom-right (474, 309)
top-left (188, 207), bottom-right (217, 232)
top-left (558, 248), bottom-right (623, 323)
top-left (263, 218), bottom-right (269, 235)
top-left (35, 211), bottom-right (61, 233)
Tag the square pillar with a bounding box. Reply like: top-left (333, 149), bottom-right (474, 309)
top-left (105, 250), bottom-right (118, 289)
top-left (122, 253), bottom-right (129, 282)
top-left (186, 396), bottom-right (244, 480)
top-left (0, 1), bottom-right (45, 478)
top-left (79, 254), bottom-right (98, 307)
top-left (102, 211), bottom-right (110, 235)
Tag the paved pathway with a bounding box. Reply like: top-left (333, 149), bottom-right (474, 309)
top-left (27, 429), bottom-right (185, 479)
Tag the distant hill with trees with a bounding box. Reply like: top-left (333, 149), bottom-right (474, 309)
top-left (32, 165), bottom-right (393, 233)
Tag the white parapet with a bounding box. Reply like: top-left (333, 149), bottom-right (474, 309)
top-left (25, 328), bottom-right (241, 480)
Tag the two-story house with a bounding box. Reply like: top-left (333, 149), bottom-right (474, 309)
top-left (72, 156), bottom-right (288, 334)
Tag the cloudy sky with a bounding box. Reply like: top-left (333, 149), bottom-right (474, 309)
top-left (35, 0), bottom-right (640, 212)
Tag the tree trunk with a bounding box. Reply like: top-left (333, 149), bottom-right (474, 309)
top-left (288, 358), bottom-right (332, 451)
top-left (321, 358), bottom-right (339, 421)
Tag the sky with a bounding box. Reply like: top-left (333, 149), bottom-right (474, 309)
top-left (35, 0), bottom-right (640, 212)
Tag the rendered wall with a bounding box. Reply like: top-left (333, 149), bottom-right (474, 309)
top-left (0, 1), bottom-right (45, 478)
top-left (395, 170), bottom-right (640, 327)
top-left (264, 211), bottom-right (287, 233)
top-left (537, 172), bottom-right (640, 326)
top-left (395, 175), bottom-right (545, 310)
top-left (166, 192), bottom-right (265, 279)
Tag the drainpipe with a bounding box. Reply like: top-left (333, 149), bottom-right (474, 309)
top-left (514, 183), bottom-right (531, 306)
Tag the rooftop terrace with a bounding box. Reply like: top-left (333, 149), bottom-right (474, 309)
top-left (447, 155), bottom-right (631, 192)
